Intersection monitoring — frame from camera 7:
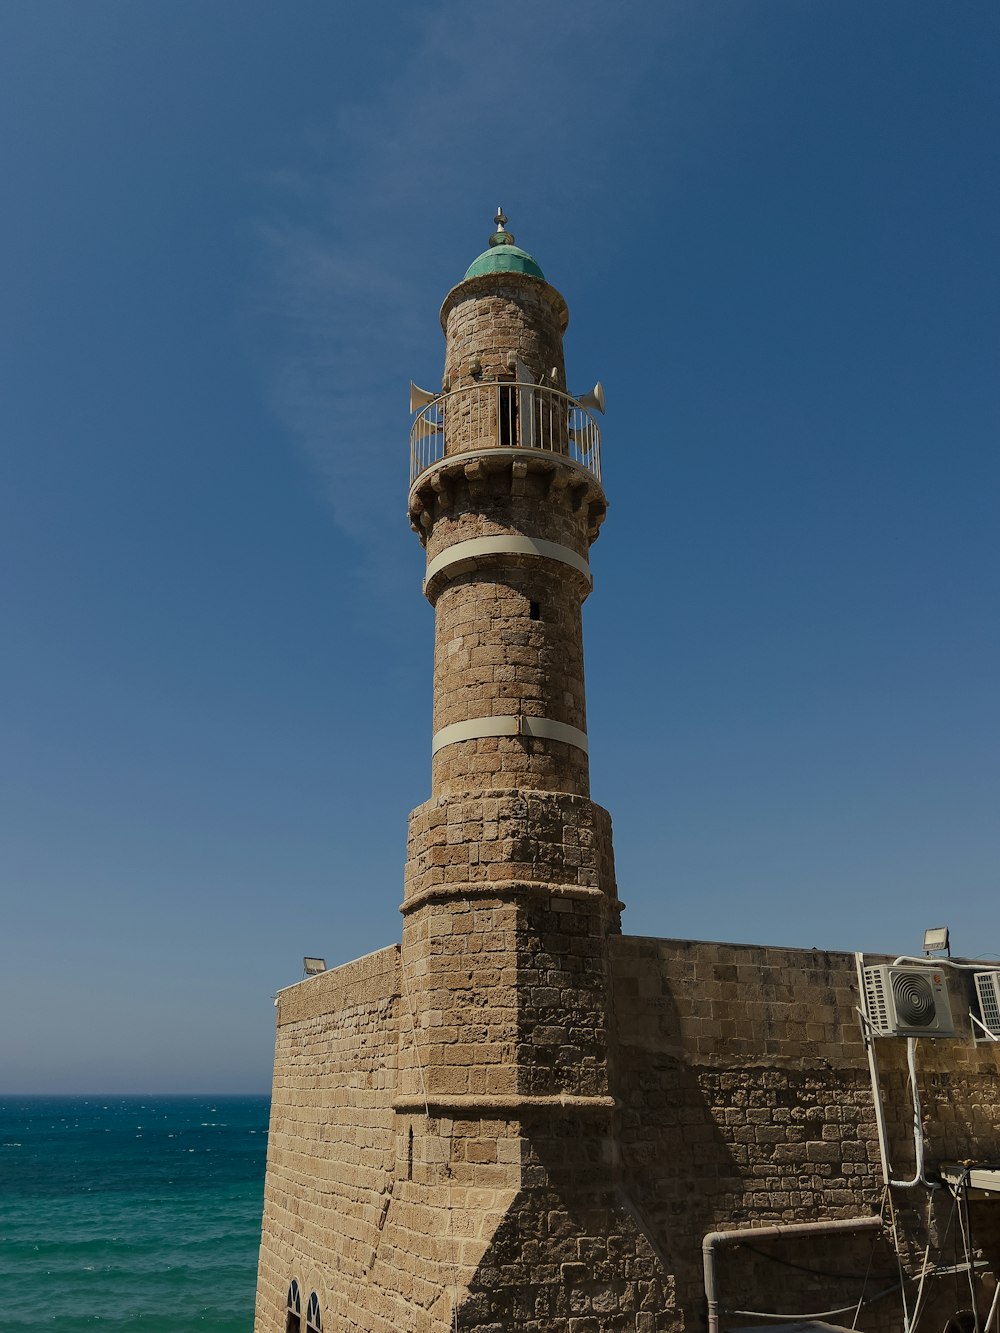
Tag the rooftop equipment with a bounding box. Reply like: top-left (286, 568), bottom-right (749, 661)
top-left (974, 970), bottom-right (1000, 1039)
top-left (941, 1162), bottom-right (1000, 1196)
top-left (862, 964), bottom-right (955, 1038)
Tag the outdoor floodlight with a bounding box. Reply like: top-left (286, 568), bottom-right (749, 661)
top-left (923, 927), bottom-right (950, 957)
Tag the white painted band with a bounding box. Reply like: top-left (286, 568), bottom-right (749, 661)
top-left (431, 715), bottom-right (589, 756)
top-left (424, 536), bottom-right (591, 590)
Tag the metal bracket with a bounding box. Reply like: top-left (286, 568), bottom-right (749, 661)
top-left (970, 1012), bottom-right (1000, 1042)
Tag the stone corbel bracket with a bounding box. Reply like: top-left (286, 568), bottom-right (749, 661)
top-left (408, 448), bottom-right (607, 547)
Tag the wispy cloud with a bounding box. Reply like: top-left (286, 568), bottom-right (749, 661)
top-left (257, 220), bottom-right (423, 541)
top-left (253, 0), bottom-right (712, 546)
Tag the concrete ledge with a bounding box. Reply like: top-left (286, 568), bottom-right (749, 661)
top-left (275, 944), bottom-right (400, 1027)
top-left (400, 879), bottom-right (625, 915)
top-left (408, 446), bottom-right (607, 545)
top-left (392, 1092), bottom-right (617, 1115)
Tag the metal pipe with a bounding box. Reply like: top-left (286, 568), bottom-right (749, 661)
top-left (857, 951), bottom-right (894, 1187)
top-left (893, 1037), bottom-right (940, 1191)
top-left (703, 1215), bottom-right (883, 1333)
top-left (724, 1281), bottom-right (902, 1322)
top-left (892, 956), bottom-right (986, 971)
top-left (855, 954), bottom-right (940, 1192)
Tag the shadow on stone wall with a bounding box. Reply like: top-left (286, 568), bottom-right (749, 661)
top-left (457, 1112), bottom-right (677, 1332)
top-left (609, 937), bottom-right (1000, 1333)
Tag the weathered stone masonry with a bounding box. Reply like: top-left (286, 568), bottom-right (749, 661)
top-left (255, 219), bottom-right (1000, 1333)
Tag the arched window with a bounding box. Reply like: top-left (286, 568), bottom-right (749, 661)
top-left (306, 1291), bottom-right (322, 1332)
top-left (285, 1279), bottom-right (302, 1333)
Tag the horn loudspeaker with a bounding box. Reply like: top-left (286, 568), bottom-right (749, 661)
top-left (576, 381), bottom-right (605, 414)
top-left (409, 381), bottom-right (438, 414)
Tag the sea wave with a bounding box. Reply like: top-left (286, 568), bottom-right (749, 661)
top-left (0, 1095), bottom-right (268, 1333)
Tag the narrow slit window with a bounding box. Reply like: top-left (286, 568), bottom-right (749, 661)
top-left (529, 601), bottom-right (541, 621)
top-left (407, 1125), bottom-right (414, 1180)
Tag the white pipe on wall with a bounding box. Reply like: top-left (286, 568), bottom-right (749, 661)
top-left (854, 953), bottom-right (940, 1192)
top-left (703, 1216), bottom-right (883, 1333)
top-left (856, 951), bottom-right (894, 1186)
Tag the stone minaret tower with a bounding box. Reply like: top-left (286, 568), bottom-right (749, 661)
top-left (259, 216), bottom-right (1000, 1333)
top-left (402, 211), bottom-right (615, 1112)
top-left (397, 212), bottom-right (668, 1328)
top-left (253, 214), bottom-right (670, 1333)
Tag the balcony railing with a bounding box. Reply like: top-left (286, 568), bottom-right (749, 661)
top-left (410, 382), bottom-right (602, 487)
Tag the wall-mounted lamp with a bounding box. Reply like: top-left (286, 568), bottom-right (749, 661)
top-left (923, 927), bottom-right (950, 957)
top-left (303, 956), bottom-right (327, 976)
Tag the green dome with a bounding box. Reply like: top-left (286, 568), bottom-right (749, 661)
top-left (464, 243), bottom-right (545, 281)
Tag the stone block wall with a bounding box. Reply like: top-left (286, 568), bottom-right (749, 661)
top-left (254, 946), bottom-right (402, 1332)
top-left (441, 275), bottom-right (568, 398)
top-left (423, 468), bottom-right (598, 802)
top-left (610, 937), bottom-right (1000, 1333)
top-left (400, 789), bottom-right (621, 1107)
top-left (403, 790), bottom-right (617, 902)
top-left (423, 474), bottom-right (593, 571)
top-left (432, 565), bottom-right (588, 749)
top-left (457, 1111), bottom-right (674, 1333)
top-left (256, 933), bottom-right (1000, 1333)
top-left (254, 933), bottom-right (667, 1333)
top-left (395, 896), bottom-right (522, 1104)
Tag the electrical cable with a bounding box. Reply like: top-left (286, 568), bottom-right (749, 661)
top-left (944, 1167), bottom-right (976, 1322)
top-left (851, 1220), bottom-right (883, 1330)
top-left (982, 1279), bottom-right (1000, 1333)
top-left (738, 1243), bottom-right (899, 1282)
top-left (953, 1181), bottom-right (966, 1325)
top-left (724, 1281), bottom-right (903, 1321)
top-left (886, 1187), bottom-right (915, 1332)
top-left (906, 1194), bottom-right (941, 1333)
top-left (738, 1193), bottom-right (961, 1333)
top-left (956, 1174), bottom-right (982, 1333)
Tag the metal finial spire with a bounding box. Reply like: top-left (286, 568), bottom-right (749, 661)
top-left (488, 205), bottom-right (515, 248)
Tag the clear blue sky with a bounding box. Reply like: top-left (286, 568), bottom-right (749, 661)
top-left (2, 1), bottom-right (997, 1093)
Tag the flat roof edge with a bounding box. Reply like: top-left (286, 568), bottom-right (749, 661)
top-left (273, 942), bottom-right (400, 995)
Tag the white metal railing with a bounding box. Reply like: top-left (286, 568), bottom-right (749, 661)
top-left (410, 382), bottom-right (601, 487)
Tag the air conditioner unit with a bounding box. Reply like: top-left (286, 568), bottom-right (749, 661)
top-left (974, 971), bottom-right (1000, 1038)
top-left (862, 965), bottom-right (955, 1038)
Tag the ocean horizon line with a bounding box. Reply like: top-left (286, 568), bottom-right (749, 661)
top-left (0, 1090), bottom-right (272, 1098)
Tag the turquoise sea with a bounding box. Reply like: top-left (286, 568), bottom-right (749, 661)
top-left (0, 1096), bottom-right (269, 1332)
